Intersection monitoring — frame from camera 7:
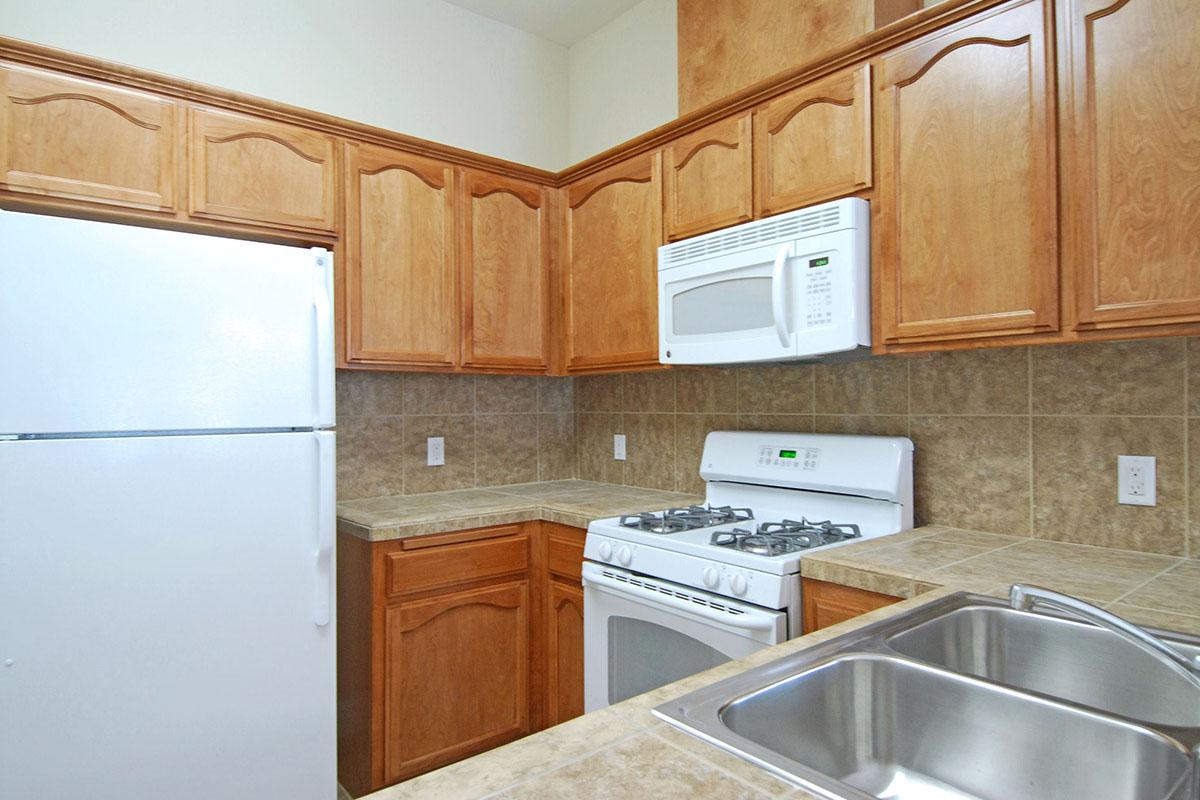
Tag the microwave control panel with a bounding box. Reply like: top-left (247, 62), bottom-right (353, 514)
top-left (801, 251), bottom-right (835, 329)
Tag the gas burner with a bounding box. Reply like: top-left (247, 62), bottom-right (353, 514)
top-left (620, 505), bottom-right (754, 534)
top-left (709, 518), bottom-right (862, 556)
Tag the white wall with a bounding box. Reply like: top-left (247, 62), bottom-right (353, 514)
top-left (0, 0), bottom-right (570, 169)
top-left (566, 0), bottom-right (678, 164)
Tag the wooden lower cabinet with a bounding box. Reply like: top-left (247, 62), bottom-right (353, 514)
top-left (801, 577), bottom-right (901, 633)
top-left (338, 521), bottom-right (587, 796)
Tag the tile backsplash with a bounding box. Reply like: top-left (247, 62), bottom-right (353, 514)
top-left (337, 338), bottom-right (1200, 559)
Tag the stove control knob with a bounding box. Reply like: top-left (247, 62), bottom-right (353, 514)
top-left (702, 566), bottom-right (720, 589)
top-left (598, 541), bottom-right (613, 562)
top-left (617, 545), bottom-right (633, 566)
top-left (730, 573), bottom-right (749, 597)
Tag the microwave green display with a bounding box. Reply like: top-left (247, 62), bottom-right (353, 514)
top-left (779, 449), bottom-right (797, 459)
top-left (809, 257), bottom-right (830, 268)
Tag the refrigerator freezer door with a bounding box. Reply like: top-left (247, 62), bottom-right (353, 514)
top-left (0, 209), bottom-right (334, 434)
top-left (0, 432), bottom-right (335, 800)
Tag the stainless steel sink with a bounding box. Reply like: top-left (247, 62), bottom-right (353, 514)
top-left (654, 592), bottom-right (1200, 800)
top-left (887, 605), bottom-right (1200, 729)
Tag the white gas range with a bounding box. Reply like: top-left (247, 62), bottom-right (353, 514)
top-left (582, 430), bottom-right (913, 711)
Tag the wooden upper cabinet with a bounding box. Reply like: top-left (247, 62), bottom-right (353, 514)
top-left (0, 63), bottom-right (177, 211)
top-left (564, 152), bottom-right (663, 372)
top-left (874, 0), bottom-right (1059, 346)
top-left (754, 65), bottom-right (872, 216)
top-left (188, 106), bottom-right (336, 232)
top-left (459, 170), bottom-right (550, 370)
top-left (663, 112), bottom-right (753, 240)
top-left (344, 143), bottom-right (457, 367)
top-left (1062, 0), bottom-right (1200, 330)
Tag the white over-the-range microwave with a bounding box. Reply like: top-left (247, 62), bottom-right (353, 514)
top-left (658, 197), bottom-right (869, 364)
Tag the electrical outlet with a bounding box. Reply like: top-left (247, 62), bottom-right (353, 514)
top-left (426, 436), bottom-right (445, 467)
top-left (1118, 455), bottom-right (1155, 506)
top-left (613, 434), bottom-right (626, 461)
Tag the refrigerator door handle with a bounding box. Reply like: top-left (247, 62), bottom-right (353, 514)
top-left (312, 249), bottom-right (335, 428)
top-left (313, 431), bottom-right (335, 627)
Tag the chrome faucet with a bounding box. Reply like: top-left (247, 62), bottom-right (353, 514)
top-left (1010, 584), bottom-right (1200, 690)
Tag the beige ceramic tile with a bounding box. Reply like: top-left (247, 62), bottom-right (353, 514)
top-left (813, 357), bottom-right (908, 414)
top-left (623, 413), bottom-right (677, 490)
top-left (623, 370), bottom-right (677, 412)
top-left (1031, 339), bottom-right (1185, 416)
top-left (538, 377), bottom-right (574, 412)
top-left (1188, 337), bottom-right (1200, 416)
top-left (402, 414), bottom-right (475, 493)
top-left (909, 415), bottom-right (1031, 534)
top-left (1032, 416), bottom-right (1186, 554)
top-left (537, 413), bottom-right (576, 481)
top-left (575, 374), bottom-right (623, 412)
top-left (476, 413), bottom-right (538, 486)
top-left (737, 364), bottom-right (814, 414)
top-left (814, 537), bottom-right (992, 580)
top-left (813, 414), bottom-right (908, 436)
top-left (487, 480), bottom-right (599, 499)
top-left (1118, 560), bottom-right (1200, 618)
top-left (921, 529), bottom-right (1025, 549)
top-left (1189, 422), bottom-right (1200, 558)
top-left (1105, 603), bottom-right (1200, 637)
top-left (738, 413), bottom-right (815, 433)
top-left (799, 560), bottom-right (916, 598)
top-left (402, 373), bottom-right (475, 414)
top-left (336, 416), bottom-right (405, 500)
top-left (576, 413), bottom-right (623, 484)
top-left (475, 375), bottom-right (538, 413)
top-left (908, 347), bottom-right (1028, 415)
top-left (651, 723), bottom-right (797, 796)
top-left (676, 367), bottom-right (739, 413)
top-left (335, 369), bottom-right (405, 417)
top-left (676, 413), bottom-right (737, 494)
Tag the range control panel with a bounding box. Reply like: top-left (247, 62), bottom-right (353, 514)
top-left (757, 444), bottom-right (820, 470)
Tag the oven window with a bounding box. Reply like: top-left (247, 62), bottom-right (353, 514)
top-left (672, 276), bottom-right (773, 335)
top-left (607, 616), bottom-right (731, 705)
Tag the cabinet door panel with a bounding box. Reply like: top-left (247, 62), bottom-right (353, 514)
top-left (663, 113), bottom-right (753, 240)
top-left (875, 0), bottom-right (1058, 344)
top-left (384, 581), bottom-right (530, 783)
top-left (547, 580), bottom-right (584, 726)
top-left (460, 171), bottom-right (550, 369)
top-left (188, 107), bottom-right (336, 231)
top-left (565, 152), bottom-right (663, 371)
top-left (801, 578), bottom-right (901, 633)
top-left (0, 64), bottom-right (177, 210)
top-left (344, 143), bottom-right (457, 366)
top-left (1064, 0), bottom-right (1200, 328)
top-left (754, 65), bottom-right (872, 216)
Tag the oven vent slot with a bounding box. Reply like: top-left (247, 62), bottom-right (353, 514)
top-left (663, 205), bottom-right (842, 266)
top-left (600, 568), bottom-right (746, 616)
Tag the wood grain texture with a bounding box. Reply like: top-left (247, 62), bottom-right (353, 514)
top-left (459, 169), bottom-right (550, 369)
top-left (545, 523), bottom-right (586, 581)
top-left (663, 112), bottom-right (753, 240)
top-left (801, 577), bottom-right (901, 632)
top-left (336, 532), bottom-right (377, 799)
top-left (564, 151), bottom-right (663, 372)
top-left (0, 62), bottom-right (177, 210)
top-left (547, 580), bottom-right (584, 726)
top-left (384, 580), bottom-right (531, 783)
top-left (187, 106), bottom-right (336, 231)
top-left (753, 65), bottom-right (873, 216)
top-left (1063, 0), bottom-right (1200, 328)
top-left (874, 0), bottom-right (1059, 345)
top-left (678, 0), bottom-right (877, 113)
top-left (386, 531), bottom-right (529, 596)
top-left (344, 142), bottom-right (458, 367)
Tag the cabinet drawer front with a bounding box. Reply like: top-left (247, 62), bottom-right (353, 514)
top-left (387, 531), bottom-right (528, 596)
top-left (546, 527), bottom-right (586, 581)
top-left (0, 63), bottom-right (177, 211)
top-left (188, 107), bottom-right (337, 232)
top-left (663, 112), bottom-right (753, 241)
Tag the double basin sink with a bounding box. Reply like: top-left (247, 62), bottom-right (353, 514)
top-left (654, 592), bottom-right (1200, 800)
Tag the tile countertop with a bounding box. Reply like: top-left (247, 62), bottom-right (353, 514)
top-left (336, 480), bottom-right (704, 541)
top-left (350, 519), bottom-right (1200, 800)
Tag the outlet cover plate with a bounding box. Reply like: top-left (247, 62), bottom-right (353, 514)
top-left (613, 434), bottom-right (626, 461)
top-left (427, 436), bottom-right (445, 467)
top-left (1118, 454), bottom-right (1155, 506)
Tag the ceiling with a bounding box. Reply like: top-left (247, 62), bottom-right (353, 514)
top-left (444, 0), bottom-right (647, 46)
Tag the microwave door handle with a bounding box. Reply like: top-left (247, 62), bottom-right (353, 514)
top-left (771, 242), bottom-right (792, 347)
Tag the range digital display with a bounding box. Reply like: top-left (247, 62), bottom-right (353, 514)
top-left (779, 449), bottom-right (797, 459)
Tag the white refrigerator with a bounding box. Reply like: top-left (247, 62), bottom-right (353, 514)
top-left (0, 209), bottom-right (336, 800)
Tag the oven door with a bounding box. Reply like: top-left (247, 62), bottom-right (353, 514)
top-left (658, 240), bottom-right (799, 364)
top-left (582, 562), bottom-right (787, 712)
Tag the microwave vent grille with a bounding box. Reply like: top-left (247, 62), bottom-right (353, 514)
top-left (664, 205), bottom-right (842, 266)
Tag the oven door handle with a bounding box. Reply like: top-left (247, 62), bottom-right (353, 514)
top-left (771, 241), bottom-right (793, 348)
top-left (582, 563), bottom-right (783, 633)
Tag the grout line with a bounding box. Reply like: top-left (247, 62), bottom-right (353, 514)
top-left (1105, 559), bottom-right (1186, 608)
top-left (649, 725), bottom-right (791, 797)
top-left (1185, 341), bottom-right (1191, 558)
top-left (1027, 346), bottom-right (1035, 537)
top-left (476, 728), bottom-right (651, 800)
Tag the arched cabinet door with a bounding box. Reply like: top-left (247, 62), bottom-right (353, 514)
top-left (874, 0), bottom-right (1059, 346)
top-left (0, 63), bottom-right (177, 211)
top-left (188, 106), bottom-right (336, 232)
top-left (564, 151), bottom-right (663, 372)
top-left (546, 580), bottom-right (584, 727)
top-left (1062, 0), bottom-right (1200, 330)
top-left (663, 112), bottom-right (753, 240)
top-left (343, 143), bottom-right (457, 367)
